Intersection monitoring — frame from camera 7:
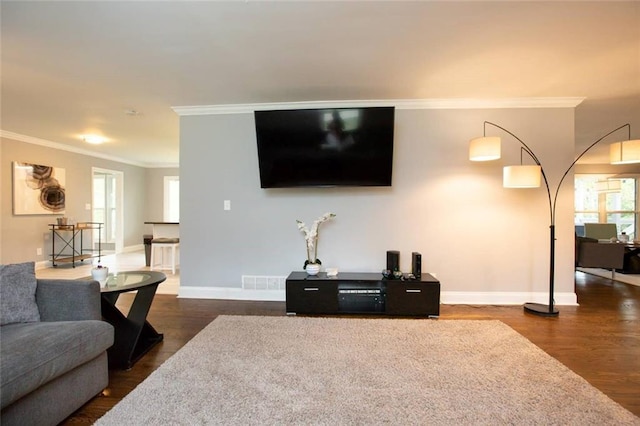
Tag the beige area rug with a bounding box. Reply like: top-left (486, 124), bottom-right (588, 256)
top-left (97, 316), bottom-right (639, 425)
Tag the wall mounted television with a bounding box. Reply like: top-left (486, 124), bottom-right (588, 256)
top-left (255, 106), bottom-right (395, 188)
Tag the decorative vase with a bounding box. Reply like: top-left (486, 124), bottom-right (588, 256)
top-left (91, 266), bottom-right (109, 287)
top-left (305, 263), bottom-right (320, 276)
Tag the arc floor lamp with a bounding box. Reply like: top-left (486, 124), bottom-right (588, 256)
top-left (469, 122), bottom-right (638, 317)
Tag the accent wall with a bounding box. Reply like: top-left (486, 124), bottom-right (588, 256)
top-left (178, 104), bottom-right (578, 305)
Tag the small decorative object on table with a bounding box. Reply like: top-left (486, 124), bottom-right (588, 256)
top-left (91, 263), bottom-right (109, 287)
top-left (382, 269), bottom-right (404, 280)
top-left (56, 217), bottom-right (71, 230)
top-left (296, 212), bottom-right (336, 275)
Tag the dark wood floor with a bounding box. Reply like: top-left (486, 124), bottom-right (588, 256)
top-left (62, 272), bottom-right (640, 424)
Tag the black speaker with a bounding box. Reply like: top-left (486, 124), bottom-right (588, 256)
top-left (386, 250), bottom-right (400, 272)
top-left (412, 252), bottom-right (422, 279)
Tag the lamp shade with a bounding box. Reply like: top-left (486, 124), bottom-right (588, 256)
top-left (503, 165), bottom-right (541, 188)
top-left (469, 136), bottom-right (501, 161)
top-left (610, 139), bottom-right (640, 164)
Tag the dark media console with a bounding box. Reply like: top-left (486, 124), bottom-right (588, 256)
top-left (286, 272), bottom-right (440, 318)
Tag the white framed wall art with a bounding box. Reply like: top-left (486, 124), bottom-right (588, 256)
top-left (13, 161), bottom-right (66, 215)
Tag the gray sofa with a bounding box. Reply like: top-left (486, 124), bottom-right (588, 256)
top-left (575, 236), bottom-right (625, 270)
top-left (1, 262), bottom-right (114, 426)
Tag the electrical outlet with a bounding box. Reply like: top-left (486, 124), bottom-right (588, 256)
top-left (224, 200), bottom-right (231, 211)
top-left (36, 248), bottom-right (43, 256)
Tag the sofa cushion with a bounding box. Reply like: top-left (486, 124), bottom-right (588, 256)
top-left (0, 262), bottom-right (40, 326)
top-left (0, 320), bottom-right (114, 409)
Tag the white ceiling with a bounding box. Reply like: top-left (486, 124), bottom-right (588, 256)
top-left (1, 1), bottom-right (639, 167)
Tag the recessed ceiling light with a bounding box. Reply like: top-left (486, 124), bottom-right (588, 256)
top-left (82, 135), bottom-right (107, 144)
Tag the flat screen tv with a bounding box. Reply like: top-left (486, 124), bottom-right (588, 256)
top-left (255, 106), bottom-right (395, 188)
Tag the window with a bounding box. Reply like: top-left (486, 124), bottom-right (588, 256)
top-left (164, 176), bottom-right (179, 222)
top-left (575, 175), bottom-right (638, 239)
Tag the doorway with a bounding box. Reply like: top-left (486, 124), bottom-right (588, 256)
top-left (92, 168), bottom-right (124, 254)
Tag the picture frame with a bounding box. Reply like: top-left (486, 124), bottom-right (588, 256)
top-left (13, 161), bottom-right (66, 215)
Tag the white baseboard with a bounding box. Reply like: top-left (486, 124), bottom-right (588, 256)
top-left (179, 286), bottom-right (285, 301)
top-left (178, 286), bottom-right (578, 305)
top-left (123, 244), bottom-right (144, 253)
top-left (441, 291), bottom-right (578, 306)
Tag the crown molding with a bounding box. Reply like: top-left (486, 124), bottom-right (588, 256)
top-left (0, 130), bottom-right (178, 168)
top-left (172, 97), bottom-right (585, 116)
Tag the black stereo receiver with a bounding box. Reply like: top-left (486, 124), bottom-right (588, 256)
top-left (338, 288), bottom-right (385, 313)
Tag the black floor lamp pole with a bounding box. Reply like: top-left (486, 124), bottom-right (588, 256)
top-left (523, 224), bottom-right (558, 316)
top-left (483, 122), bottom-right (631, 318)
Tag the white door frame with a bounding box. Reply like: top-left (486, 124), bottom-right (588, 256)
top-left (92, 167), bottom-right (124, 254)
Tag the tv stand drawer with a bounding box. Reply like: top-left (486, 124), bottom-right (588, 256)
top-left (385, 282), bottom-right (441, 317)
top-left (286, 281), bottom-right (338, 315)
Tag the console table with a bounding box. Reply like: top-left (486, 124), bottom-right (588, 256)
top-left (286, 272), bottom-right (440, 317)
top-left (49, 222), bottom-right (102, 267)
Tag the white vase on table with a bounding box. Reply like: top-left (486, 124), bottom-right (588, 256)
top-left (305, 263), bottom-right (320, 276)
top-left (91, 266), bottom-right (109, 287)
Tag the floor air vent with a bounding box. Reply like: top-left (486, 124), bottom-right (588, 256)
top-left (242, 275), bottom-right (287, 290)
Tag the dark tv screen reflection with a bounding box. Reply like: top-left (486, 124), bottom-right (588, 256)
top-left (255, 106), bottom-right (395, 188)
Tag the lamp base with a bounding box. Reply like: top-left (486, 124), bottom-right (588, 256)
top-left (523, 302), bottom-right (559, 317)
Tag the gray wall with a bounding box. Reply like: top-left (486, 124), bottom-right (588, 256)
top-left (143, 167), bottom-right (180, 234)
top-left (179, 107), bottom-right (578, 301)
top-left (0, 136), bottom-right (165, 264)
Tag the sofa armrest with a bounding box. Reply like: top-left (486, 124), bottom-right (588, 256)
top-left (35, 279), bottom-right (102, 321)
